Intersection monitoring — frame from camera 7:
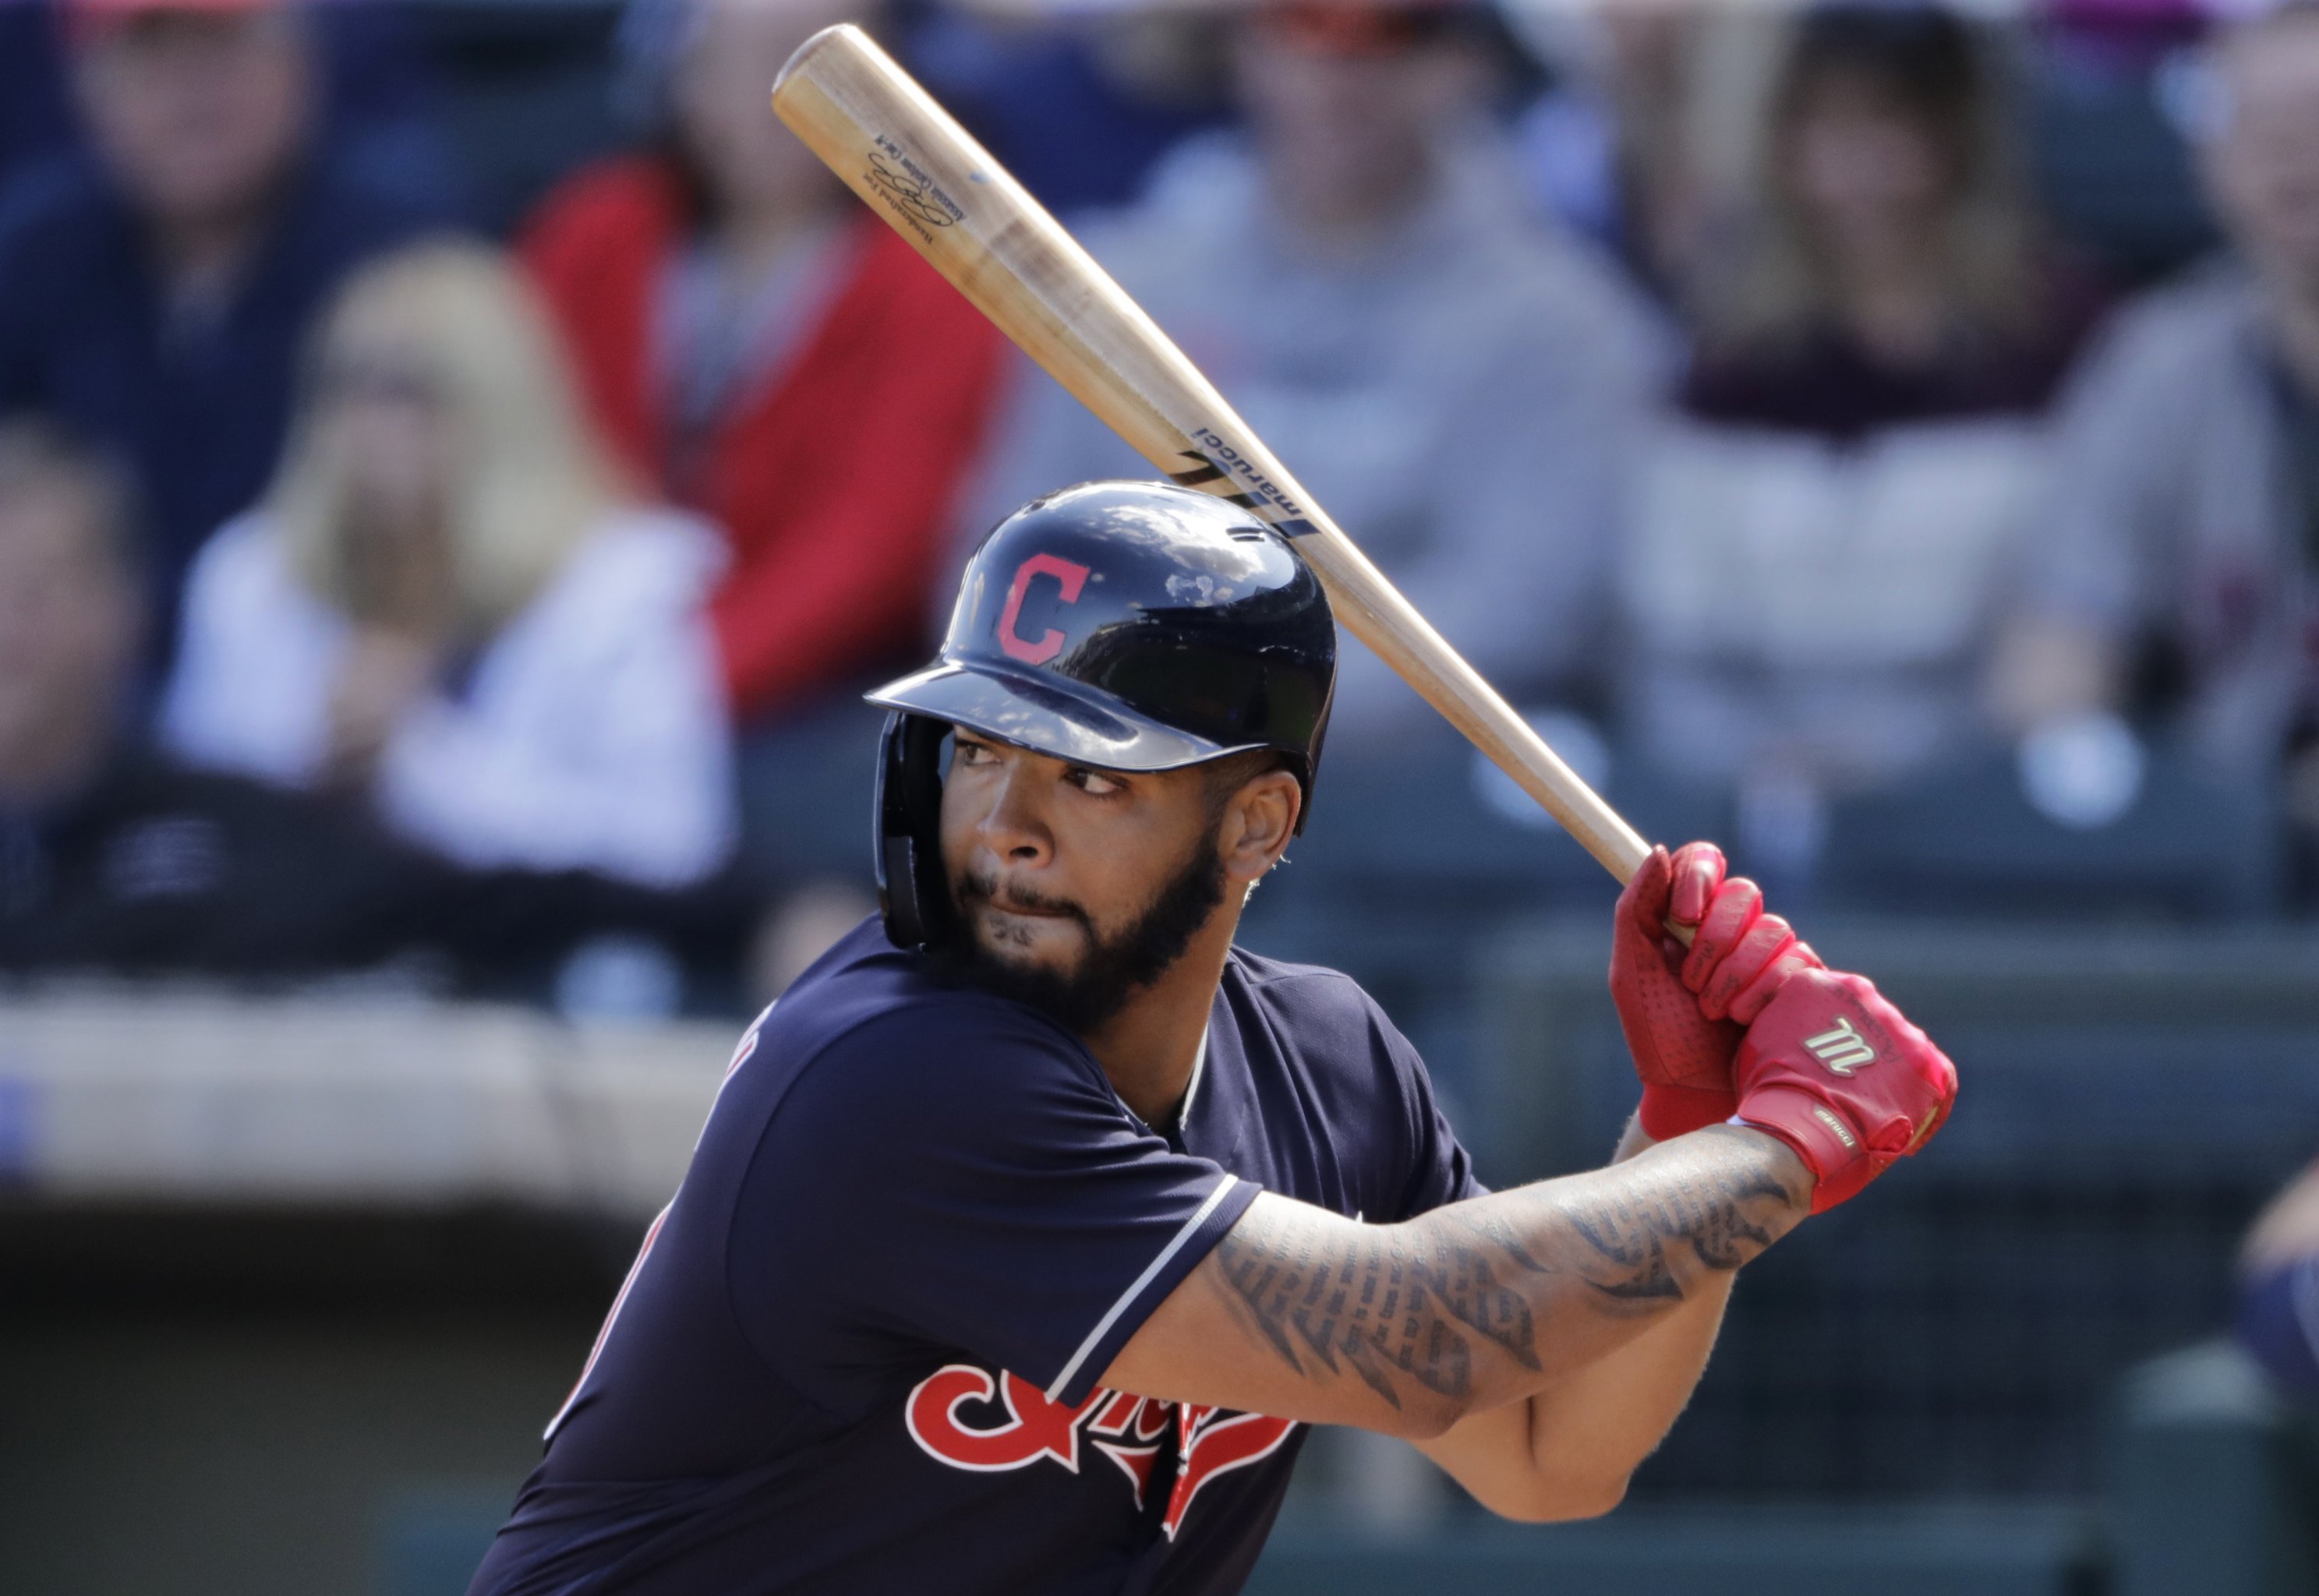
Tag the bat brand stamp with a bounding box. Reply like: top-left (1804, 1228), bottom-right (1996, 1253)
top-left (865, 133), bottom-right (963, 243)
top-left (1173, 431), bottom-right (1320, 538)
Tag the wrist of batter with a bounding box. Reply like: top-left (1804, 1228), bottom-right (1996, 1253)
top-left (1732, 1085), bottom-right (1863, 1213)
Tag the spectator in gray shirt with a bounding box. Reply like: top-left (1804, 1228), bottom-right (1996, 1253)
top-left (959, 0), bottom-right (1666, 756)
top-left (1993, 3), bottom-right (2319, 792)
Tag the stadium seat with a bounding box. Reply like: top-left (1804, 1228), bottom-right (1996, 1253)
top-left (2110, 1341), bottom-right (2319, 1596)
top-left (1815, 747), bottom-right (2283, 920)
top-left (2022, 27), bottom-right (2219, 283)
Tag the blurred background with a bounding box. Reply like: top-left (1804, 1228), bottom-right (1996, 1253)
top-left (2, 0), bottom-right (2318, 1590)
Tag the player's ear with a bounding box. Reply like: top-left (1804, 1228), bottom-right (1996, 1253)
top-left (1218, 769), bottom-right (1299, 885)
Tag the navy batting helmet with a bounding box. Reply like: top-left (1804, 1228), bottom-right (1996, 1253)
top-left (866, 481), bottom-right (1338, 950)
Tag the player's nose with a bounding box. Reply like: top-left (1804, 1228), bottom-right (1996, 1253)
top-left (970, 757), bottom-right (1053, 867)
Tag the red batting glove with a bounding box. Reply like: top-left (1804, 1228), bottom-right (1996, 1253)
top-left (1732, 968), bottom-right (1958, 1213)
top-left (1610, 842), bottom-right (1823, 1142)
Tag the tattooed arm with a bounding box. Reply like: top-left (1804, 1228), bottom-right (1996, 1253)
top-left (1101, 1125), bottom-right (1808, 1465)
top-left (1407, 1118), bottom-right (1763, 1520)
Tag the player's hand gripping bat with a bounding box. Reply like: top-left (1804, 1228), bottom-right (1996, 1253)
top-left (772, 23), bottom-right (1655, 887)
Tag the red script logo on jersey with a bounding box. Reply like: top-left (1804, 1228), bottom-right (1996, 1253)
top-left (995, 553), bottom-right (1091, 666)
top-left (905, 1364), bottom-right (1298, 1538)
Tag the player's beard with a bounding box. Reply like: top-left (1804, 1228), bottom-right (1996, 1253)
top-left (938, 824), bottom-right (1228, 1036)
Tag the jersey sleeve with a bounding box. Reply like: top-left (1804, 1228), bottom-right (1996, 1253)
top-left (731, 1001), bottom-right (1259, 1408)
top-left (1370, 994), bottom-right (1488, 1219)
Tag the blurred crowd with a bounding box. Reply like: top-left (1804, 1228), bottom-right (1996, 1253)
top-left (4, 0), bottom-right (2319, 1012)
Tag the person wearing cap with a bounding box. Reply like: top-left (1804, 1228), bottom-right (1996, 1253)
top-left (468, 480), bottom-right (1956, 1596)
top-left (960, 0), bottom-right (1667, 761)
top-left (0, 0), bottom-right (454, 682)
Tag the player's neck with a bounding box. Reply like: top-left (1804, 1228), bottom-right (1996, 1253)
top-left (1079, 906), bottom-right (1239, 1131)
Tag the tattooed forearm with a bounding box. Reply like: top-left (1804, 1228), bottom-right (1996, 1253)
top-left (1213, 1201), bottom-right (1544, 1410)
top-left (1207, 1126), bottom-right (1806, 1418)
top-left (1559, 1130), bottom-right (1792, 1307)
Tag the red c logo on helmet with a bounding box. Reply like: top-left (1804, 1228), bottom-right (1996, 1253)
top-left (996, 553), bottom-right (1091, 666)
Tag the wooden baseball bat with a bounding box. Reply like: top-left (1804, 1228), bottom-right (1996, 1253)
top-left (772, 23), bottom-right (1655, 885)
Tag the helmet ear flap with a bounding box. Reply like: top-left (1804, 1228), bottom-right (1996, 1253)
top-left (875, 713), bottom-right (956, 951)
top-left (1290, 676), bottom-right (1334, 836)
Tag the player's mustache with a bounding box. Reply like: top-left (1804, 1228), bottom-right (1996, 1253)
top-left (954, 869), bottom-right (1092, 928)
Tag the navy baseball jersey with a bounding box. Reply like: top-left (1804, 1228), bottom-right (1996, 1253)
top-left (469, 918), bottom-right (1481, 1596)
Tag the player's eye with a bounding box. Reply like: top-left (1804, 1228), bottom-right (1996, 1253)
top-left (954, 738), bottom-right (996, 765)
top-left (1068, 768), bottom-right (1124, 796)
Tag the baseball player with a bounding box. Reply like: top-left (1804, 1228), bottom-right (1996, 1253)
top-left (468, 482), bottom-right (1957, 1596)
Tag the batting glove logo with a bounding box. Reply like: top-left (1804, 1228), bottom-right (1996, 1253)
top-left (1802, 1017), bottom-right (1878, 1076)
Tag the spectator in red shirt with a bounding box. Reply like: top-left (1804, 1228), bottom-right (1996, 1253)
top-left (518, 0), bottom-right (1004, 730)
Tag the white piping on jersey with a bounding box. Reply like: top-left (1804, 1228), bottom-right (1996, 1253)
top-left (1045, 1173), bottom-right (1242, 1405)
top-left (1174, 1026), bottom-right (1211, 1132)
